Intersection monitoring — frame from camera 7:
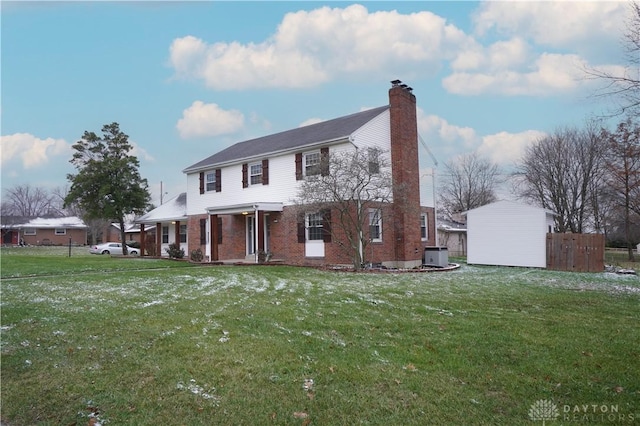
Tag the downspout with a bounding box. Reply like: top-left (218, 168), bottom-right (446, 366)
top-left (433, 168), bottom-right (439, 246)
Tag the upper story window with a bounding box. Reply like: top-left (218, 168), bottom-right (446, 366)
top-left (368, 148), bottom-right (380, 174)
top-left (296, 148), bottom-right (328, 180)
top-left (420, 213), bottom-right (428, 240)
top-left (200, 169), bottom-right (221, 194)
top-left (205, 172), bottom-right (216, 192)
top-left (250, 163), bottom-right (263, 185)
top-left (305, 152), bottom-right (321, 176)
top-left (369, 208), bottom-right (382, 242)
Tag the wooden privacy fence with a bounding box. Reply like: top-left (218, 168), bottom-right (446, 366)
top-left (546, 233), bottom-right (605, 272)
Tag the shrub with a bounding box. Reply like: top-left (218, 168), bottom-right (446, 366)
top-left (190, 248), bottom-right (204, 262)
top-left (165, 243), bottom-right (185, 259)
top-left (126, 240), bottom-right (140, 249)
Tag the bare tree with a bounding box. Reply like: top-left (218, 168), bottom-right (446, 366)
top-left (294, 148), bottom-right (394, 269)
top-left (1, 184), bottom-right (57, 217)
top-left (513, 124), bottom-right (607, 233)
top-left (587, 1), bottom-right (640, 116)
top-left (438, 152), bottom-right (502, 217)
top-left (603, 118), bottom-right (640, 260)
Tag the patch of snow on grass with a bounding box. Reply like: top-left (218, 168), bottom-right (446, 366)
top-left (176, 379), bottom-right (220, 405)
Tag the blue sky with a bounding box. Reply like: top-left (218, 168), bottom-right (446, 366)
top-left (1, 1), bottom-right (631, 207)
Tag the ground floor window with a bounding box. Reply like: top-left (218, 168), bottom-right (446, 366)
top-left (369, 209), bottom-right (382, 242)
top-left (180, 224), bottom-right (187, 243)
top-left (162, 226), bottom-right (169, 243)
top-left (420, 213), bottom-right (428, 240)
top-left (307, 212), bottom-right (324, 240)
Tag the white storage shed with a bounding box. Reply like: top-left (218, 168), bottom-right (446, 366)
top-left (464, 201), bottom-right (556, 268)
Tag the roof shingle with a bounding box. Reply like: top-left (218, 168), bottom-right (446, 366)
top-left (183, 105), bottom-right (389, 173)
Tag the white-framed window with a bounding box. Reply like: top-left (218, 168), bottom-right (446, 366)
top-left (180, 224), bottom-right (187, 243)
top-left (250, 163), bottom-right (263, 185)
top-left (55, 228), bottom-right (67, 235)
top-left (23, 228), bottom-right (36, 235)
top-left (369, 208), bottom-right (382, 242)
top-left (162, 226), bottom-right (169, 244)
top-left (304, 151), bottom-right (321, 176)
top-left (420, 213), bottom-right (428, 240)
top-left (205, 171), bottom-right (216, 192)
top-left (368, 147), bottom-right (380, 174)
top-left (307, 212), bottom-right (324, 241)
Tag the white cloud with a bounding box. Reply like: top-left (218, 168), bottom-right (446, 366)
top-left (0, 133), bottom-right (70, 169)
top-left (176, 101), bottom-right (244, 139)
top-left (129, 141), bottom-right (155, 162)
top-left (299, 118), bottom-right (324, 127)
top-left (473, 1), bottom-right (626, 48)
top-left (168, 4), bottom-right (473, 89)
top-left (477, 130), bottom-right (546, 165)
top-left (443, 53), bottom-right (587, 96)
top-left (418, 110), bottom-right (477, 148)
top-left (452, 37), bottom-right (530, 72)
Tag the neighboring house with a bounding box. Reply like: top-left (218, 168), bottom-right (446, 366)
top-left (437, 218), bottom-right (467, 257)
top-left (137, 82), bottom-right (436, 267)
top-left (136, 193), bottom-right (187, 257)
top-left (463, 201), bottom-right (556, 268)
top-left (1, 216), bottom-right (88, 246)
top-left (101, 222), bottom-right (152, 245)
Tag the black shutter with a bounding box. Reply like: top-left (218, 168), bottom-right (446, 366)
top-left (242, 163), bottom-right (248, 188)
top-left (217, 217), bottom-right (223, 244)
top-left (199, 218), bottom-right (206, 244)
top-left (215, 169), bottom-right (222, 192)
top-left (262, 159), bottom-right (269, 185)
top-left (320, 147), bottom-right (329, 176)
top-left (199, 172), bottom-right (205, 194)
top-left (295, 153), bottom-right (303, 180)
top-left (297, 219), bottom-right (305, 243)
top-left (322, 209), bottom-right (332, 243)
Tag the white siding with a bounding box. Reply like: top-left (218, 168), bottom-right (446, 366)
top-left (186, 141), bottom-right (356, 215)
top-left (466, 201), bottom-right (551, 268)
top-left (351, 110), bottom-right (390, 152)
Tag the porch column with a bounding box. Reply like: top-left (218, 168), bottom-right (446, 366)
top-left (140, 224), bottom-right (146, 257)
top-left (174, 221), bottom-right (181, 249)
top-left (254, 207), bottom-right (259, 263)
top-left (156, 223), bottom-right (162, 257)
top-left (210, 214), bottom-right (219, 261)
top-left (258, 210), bottom-right (265, 252)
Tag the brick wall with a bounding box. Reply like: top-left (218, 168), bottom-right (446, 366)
top-left (22, 228), bottom-right (87, 246)
top-left (388, 83), bottom-right (423, 267)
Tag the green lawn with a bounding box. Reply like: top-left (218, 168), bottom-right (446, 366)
top-left (1, 247), bottom-right (638, 425)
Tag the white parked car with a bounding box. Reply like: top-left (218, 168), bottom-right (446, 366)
top-left (89, 242), bottom-right (139, 255)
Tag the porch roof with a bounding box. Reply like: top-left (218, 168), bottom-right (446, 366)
top-left (206, 202), bottom-right (284, 215)
top-left (135, 193), bottom-right (188, 225)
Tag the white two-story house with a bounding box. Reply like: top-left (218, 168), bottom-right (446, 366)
top-left (137, 81), bottom-right (435, 267)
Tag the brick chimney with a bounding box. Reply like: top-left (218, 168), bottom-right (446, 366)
top-left (389, 80), bottom-right (422, 268)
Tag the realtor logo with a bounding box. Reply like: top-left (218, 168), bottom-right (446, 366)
top-left (529, 399), bottom-right (560, 425)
